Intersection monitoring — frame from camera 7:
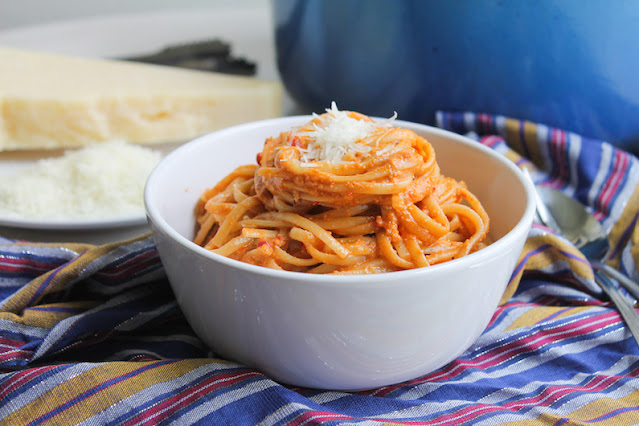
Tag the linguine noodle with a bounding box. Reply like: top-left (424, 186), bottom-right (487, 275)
top-left (194, 105), bottom-right (489, 274)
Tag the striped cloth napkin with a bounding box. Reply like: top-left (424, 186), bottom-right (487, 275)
top-left (1, 112), bottom-right (638, 425)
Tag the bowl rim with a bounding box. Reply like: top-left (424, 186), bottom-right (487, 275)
top-left (144, 115), bottom-right (536, 287)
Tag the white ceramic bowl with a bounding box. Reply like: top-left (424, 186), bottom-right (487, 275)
top-left (145, 116), bottom-right (536, 391)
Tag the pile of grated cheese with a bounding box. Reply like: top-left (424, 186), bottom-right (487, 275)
top-left (297, 102), bottom-right (396, 164)
top-left (0, 141), bottom-right (161, 220)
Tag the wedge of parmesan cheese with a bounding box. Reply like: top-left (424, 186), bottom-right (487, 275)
top-left (0, 47), bottom-right (283, 151)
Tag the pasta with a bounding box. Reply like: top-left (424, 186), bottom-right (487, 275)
top-left (194, 103), bottom-right (489, 274)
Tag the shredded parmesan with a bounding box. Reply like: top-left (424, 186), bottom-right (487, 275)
top-left (297, 102), bottom-right (396, 163)
top-left (0, 141), bottom-right (161, 220)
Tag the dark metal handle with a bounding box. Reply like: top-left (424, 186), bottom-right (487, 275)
top-left (595, 271), bottom-right (639, 347)
top-left (592, 260), bottom-right (639, 301)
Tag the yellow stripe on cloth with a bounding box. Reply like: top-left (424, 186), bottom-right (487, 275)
top-left (499, 234), bottom-right (594, 306)
top-left (632, 224), bottom-right (639, 274)
top-left (522, 235), bottom-right (593, 279)
top-left (503, 118), bottom-right (545, 168)
top-left (0, 301), bottom-right (98, 328)
top-left (3, 359), bottom-right (230, 425)
top-left (500, 276), bottom-right (521, 306)
top-left (499, 388), bottom-right (639, 426)
top-left (505, 306), bottom-right (595, 331)
top-left (502, 117), bottom-right (525, 158)
top-left (502, 148), bottom-right (526, 167)
top-left (0, 235), bottom-right (150, 315)
top-left (564, 389), bottom-right (639, 424)
top-left (609, 182), bottom-right (639, 272)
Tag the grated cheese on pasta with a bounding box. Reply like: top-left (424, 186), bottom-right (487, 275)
top-left (297, 102), bottom-right (396, 163)
top-left (0, 141), bottom-right (161, 220)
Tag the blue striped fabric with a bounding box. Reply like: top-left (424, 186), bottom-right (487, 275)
top-left (1, 112), bottom-right (638, 425)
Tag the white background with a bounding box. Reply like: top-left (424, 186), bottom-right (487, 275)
top-left (0, 0), bottom-right (263, 30)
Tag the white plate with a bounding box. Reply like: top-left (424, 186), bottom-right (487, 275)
top-left (0, 143), bottom-right (180, 232)
top-left (0, 6), bottom-right (278, 237)
top-left (0, 214), bottom-right (147, 231)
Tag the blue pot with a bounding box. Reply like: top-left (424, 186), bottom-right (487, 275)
top-left (272, 0), bottom-right (639, 152)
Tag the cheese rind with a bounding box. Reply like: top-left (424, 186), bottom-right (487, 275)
top-left (0, 47), bottom-right (283, 151)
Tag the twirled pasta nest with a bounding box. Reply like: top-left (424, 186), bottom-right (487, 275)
top-left (194, 107), bottom-right (489, 274)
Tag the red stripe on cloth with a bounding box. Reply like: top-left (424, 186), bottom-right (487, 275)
top-left (597, 149), bottom-right (629, 217)
top-left (368, 312), bottom-right (619, 398)
top-left (478, 113), bottom-right (493, 134)
top-left (0, 262), bottom-right (51, 275)
top-left (121, 370), bottom-right (264, 426)
top-left (549, 128), bottom-right (569, 188)
top-left (96, 251), bottom-right (160, 280)
top-left (428, 364), bottom-right (639, 425)
top-left (0, 336), bottom-right (33, 364)
top-left (0, 365), bottom-right (58, 400)
top-left (426, 313), bottom-right (618, 381)
top-left (0, 336), bottom-right (24, 348)
top-left (506, 367), bottom-right (639, 410)
top-left (480, 135), bottom-right (504, 148)
top-left (26, 360), bottom-right (180, 426)
top-left (0, 348), bottom-right (32, 363)
top-left (284, 410), bottom-right (353, 426)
